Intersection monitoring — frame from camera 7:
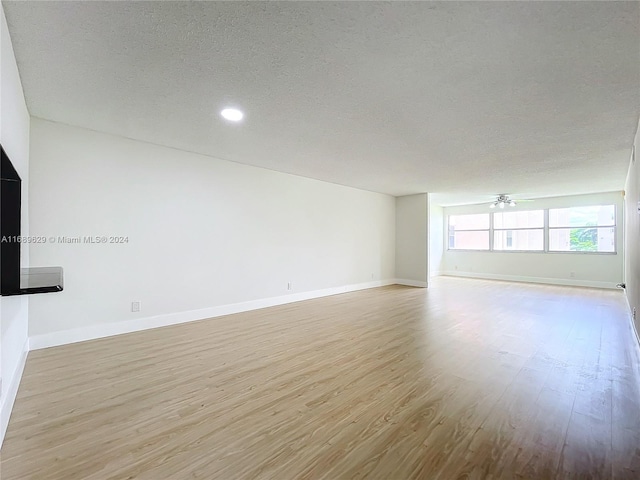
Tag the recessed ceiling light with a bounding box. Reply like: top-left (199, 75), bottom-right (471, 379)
top-left (221, 108), bottom-right (244, 122)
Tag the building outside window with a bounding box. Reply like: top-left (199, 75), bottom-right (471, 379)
top-left (493, 210), bottom-right (544, 251)
top-left (548, 205), bottom-right (615, 252)
top-left (447, 205), bottom-right (616, 253)
top-left (448, 213), bottom-right (490, 250)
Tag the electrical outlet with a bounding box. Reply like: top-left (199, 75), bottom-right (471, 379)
top-left (287, 281), bottom-right (292, 291)
top-left (633, 308), bottom-right (637, 321)
top-left (371, 272), bottom-right (374, 279)
top-left (570, 272), bottom-right (575, 278)
top-left (131, 301), bottom-right (141, 312)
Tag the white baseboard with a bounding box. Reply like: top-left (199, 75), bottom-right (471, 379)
top-left (395, 278), bottom-right (428, 288)
top-left (29, 279), bottom-right (397, 351)
top-left (440, 271), bottom-right (619, 290)
top-left (1, 338), bottom-right (28, 447)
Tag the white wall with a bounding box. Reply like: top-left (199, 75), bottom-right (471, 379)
top-left (625, 119), bottom-right (640, 340)
top-left (442, 192), bottom-right (624, 289)
top-left (395, 194), bottom-right (428, 287)
top-left (27, 119), bottom-right (396, 344)
top-left (428, 196), bottom-right (443, 277)
top-left (0, 4), bottom-right (30, 444)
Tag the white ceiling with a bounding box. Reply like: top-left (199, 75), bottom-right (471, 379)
top-left (3, 1), bottom-right (640, 205)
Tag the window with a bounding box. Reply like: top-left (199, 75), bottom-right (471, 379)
top-left (446, 204), bottom-right (616, 254)
top-left (448, 214), bottom-right (490, 250)
top-left (493, 210), bottom-right (544, 251)
top-left (549, 205), bottom-right (616, 252)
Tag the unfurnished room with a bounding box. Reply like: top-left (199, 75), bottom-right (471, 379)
top-left (1, 1), bottom-right (639, 479)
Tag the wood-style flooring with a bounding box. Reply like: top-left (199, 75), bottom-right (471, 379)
top-left (1, 277), bottom-right (639, 479)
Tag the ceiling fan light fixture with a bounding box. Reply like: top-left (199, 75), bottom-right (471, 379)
top-left (489, 194), bottom-right (520, 209)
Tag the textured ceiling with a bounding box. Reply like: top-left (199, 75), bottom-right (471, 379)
top-left (3, 1), bottom-right (640, 204)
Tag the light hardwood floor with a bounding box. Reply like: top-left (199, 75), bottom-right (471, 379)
top-left (1, 277), bottom-right (639, 479)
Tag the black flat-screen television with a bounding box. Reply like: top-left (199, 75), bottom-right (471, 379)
top-left (1, 144), bottom-right (21, 294)
top-left (1, 144), bottom-right (63, 295)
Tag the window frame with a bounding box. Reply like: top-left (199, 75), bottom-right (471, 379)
top-left (547, 205), bottom-right (617, 254)
top-left (447, 213), bottom-right (491, 251)
top-left (446, 204), bottom-right (617, 254)
top-left (492, 210), bottom-right (545, 252)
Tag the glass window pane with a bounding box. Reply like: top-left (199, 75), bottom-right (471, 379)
top-left (494, 210), bottom-right (544, 229)
top-left (449, 231), bottom-right (490, 250)
top-left (549, 205), bottom-right (615, 228)
top-left (449, 214), bottom-right (489, 231)
top-left (549, 227), bottom-right (615, 252)
top-left (494, 229), bottom-right (544, 251)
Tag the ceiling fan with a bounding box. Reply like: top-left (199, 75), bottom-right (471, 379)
top-left (488, 194), bottom-right (533, 209)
